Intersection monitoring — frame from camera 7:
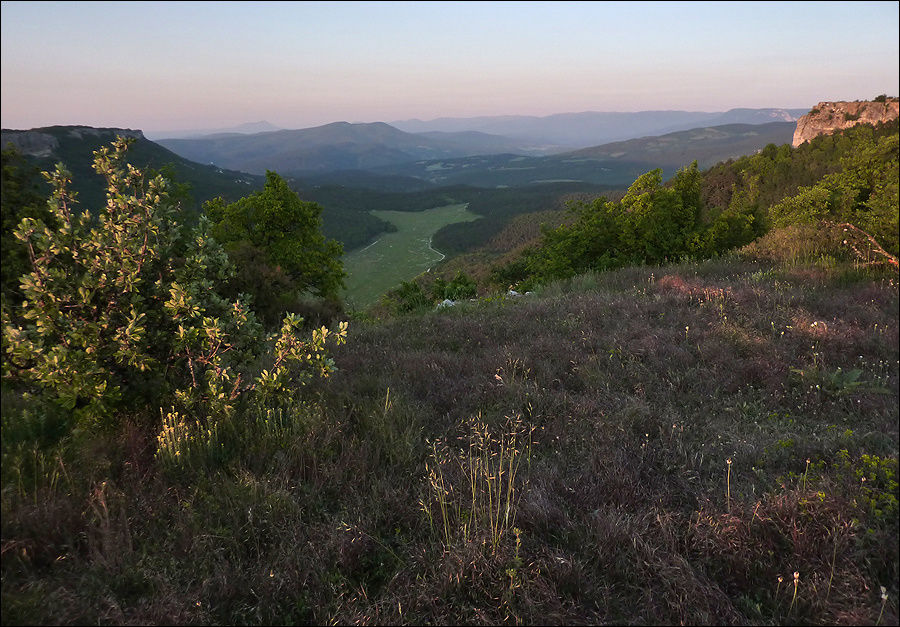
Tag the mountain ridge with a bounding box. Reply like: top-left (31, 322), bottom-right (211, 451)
top-left (157, 121), bottom-right (544, 174)
top-left (390, 107), bottom-right (809, 147)
top-left (367, 122), bottom-right (798, 187)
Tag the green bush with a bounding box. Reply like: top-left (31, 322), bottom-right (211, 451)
top-left (1, 146), bottom-right (51, 307)
top-left (382, 279), bottom-right (432, 313)
top-left (2, 138), bottom-right (347, 429)
top-left (430, 271), bottom-right (478, 301)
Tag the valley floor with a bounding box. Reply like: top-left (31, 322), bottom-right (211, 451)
top-left (341, 203), bottom-right (480, 307)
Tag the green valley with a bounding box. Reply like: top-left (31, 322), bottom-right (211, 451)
top-left (342, 203), bottom-right (480, 307)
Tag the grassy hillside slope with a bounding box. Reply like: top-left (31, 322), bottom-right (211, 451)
top-left (3, 249), bottom-right (897, 624)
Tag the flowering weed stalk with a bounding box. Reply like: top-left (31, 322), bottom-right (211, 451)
top-left (422, 414), bottom-right (534, 553)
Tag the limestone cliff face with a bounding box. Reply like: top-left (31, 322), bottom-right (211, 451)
top-left (792, 99), bottom-right (899, 147)
top-left (0, 126), bottom-right (145, 158)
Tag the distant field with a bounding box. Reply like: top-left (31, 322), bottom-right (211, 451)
top-left (342, 203), bottom-right (480, 307)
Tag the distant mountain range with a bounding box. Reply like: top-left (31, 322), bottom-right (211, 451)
top-left (365, 122), bottom-right (797, 187)
top-left (155, 109), bottom-right (805, 183)
top-left (148, 120), bottom-right (283, 140)
top-left (156, 122), bottom-right (545, 174)
top-left (390, 108), bottom-right (808, 148)
top-left (0, 114), bottom-right (803, 252)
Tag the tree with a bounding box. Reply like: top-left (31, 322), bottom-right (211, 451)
top-left (205, 172), bottom-right (345, 320)
top-left (1, 146), bottom-right (50, 307)
top-left (3, 138), bottom-right (347, 426)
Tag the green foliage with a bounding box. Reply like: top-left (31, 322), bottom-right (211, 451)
top-left (206, 171), bottom-right (346, 304)
top-left (382, 279), bottom-right (432, 313)
top-left (495, 120), bottom-right (899, 290)
top-left (379, 270), bottom-right (478, 314)
top-left (430, 271), bottom-right (478, 301)
top-left (2, 138), bottom-right (347, 428)
top-left (1, 147), bottom-right (52, 307)
top-left (702, 119), bottom-right (897, 220)
top-left (770, 132), bottom-right (899, 256)
top-left (505, 163), bottom-right (709, 287)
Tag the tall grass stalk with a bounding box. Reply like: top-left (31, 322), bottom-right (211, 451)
top-left (789, 571), bottom-right (800, 616)
top-left (423, 415), bottom-right (533, 552)
top-left (802, 458), bottom-right (811, 492)
top-left (726, 458), bottom-right (733, 513)
top-left (877, 587), bottom-right (888, 625)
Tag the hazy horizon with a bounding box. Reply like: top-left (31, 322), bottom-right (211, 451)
top-left (2, 1), bottom-right (898, 134)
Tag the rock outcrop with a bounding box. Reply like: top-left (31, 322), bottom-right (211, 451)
top-left (792, 98), bottom-right (899, 147)
top-left (1, 126), bottom-right (144, 157)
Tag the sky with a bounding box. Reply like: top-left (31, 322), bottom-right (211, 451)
top-left (2, 0), bottom-right (898, 135)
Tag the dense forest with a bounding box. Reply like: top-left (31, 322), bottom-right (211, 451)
top-left (1, 118), bottom-right (897, 625)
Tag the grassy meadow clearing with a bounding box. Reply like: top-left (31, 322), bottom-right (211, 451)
top-left (341, 203), bottom-right (480, 307)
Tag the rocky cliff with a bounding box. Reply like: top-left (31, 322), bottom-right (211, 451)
top-left (792, 98), bottom-right (899, 147)
top-left (1, 126), bottom-right (144, 158)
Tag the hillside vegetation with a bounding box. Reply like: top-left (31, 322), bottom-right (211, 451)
top-left (3, 250), bottom-right (897, 624)
top-left (481, 119), bottom-right (898, 295)
top-left (1, 117), bottom-right (897, 625)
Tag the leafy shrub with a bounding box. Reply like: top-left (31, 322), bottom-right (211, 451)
top-left (770, 132), bottom-right (899, 258)
top-left (381, 279), bottom-right (432, 313)
top-left (430, 271), bottom-right (478, 301)
top-left (2, 138), bottom-right (347, 428)
top-left (498, 163), bottom-right (707, 288)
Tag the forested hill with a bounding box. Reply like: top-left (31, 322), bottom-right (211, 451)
top-left (0, 125), bottom-right (264, 211)
top-left (483, 117), bottom-right (899, 292)
top-left (390, 107), bottom-right (808, 146)
top-left (0, 125), bottom-right (395, 251)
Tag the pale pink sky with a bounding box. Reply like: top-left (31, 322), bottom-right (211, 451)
top-left (2, 1), bottom-right (898, 134)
